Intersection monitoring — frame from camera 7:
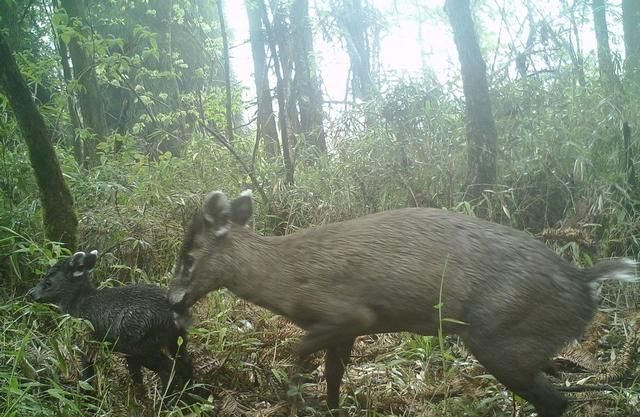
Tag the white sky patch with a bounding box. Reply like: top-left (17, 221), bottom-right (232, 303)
top-left (225, 0), bottom-right (455, 104)
top-left (224, 0), bottom-right (623, 119)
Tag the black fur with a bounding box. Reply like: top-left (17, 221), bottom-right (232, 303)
top-left (28, 251), bottom-right (193, 396)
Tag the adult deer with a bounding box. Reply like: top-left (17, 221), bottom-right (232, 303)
top-left (169, 190), bottom-right (636, 417)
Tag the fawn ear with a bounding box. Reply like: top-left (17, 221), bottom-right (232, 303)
top-left (230, 190), bottom-right (252, 226)
top-left (84, 250), bottom-right (98, 270)
top-left (202, 190), bottom-right (231, 237)
top-left (70, 250), bottom-right (98, 277)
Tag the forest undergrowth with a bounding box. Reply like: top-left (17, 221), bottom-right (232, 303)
top-left (3, 115), bottom-right (640, 417)
top-left (2, 59), bottom-right (640, 416)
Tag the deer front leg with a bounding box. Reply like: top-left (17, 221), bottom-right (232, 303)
top-left (293, 306), bottom-right (374, 409)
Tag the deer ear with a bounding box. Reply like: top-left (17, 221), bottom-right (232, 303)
top-left (203, 190), bottom-right (231, 237)
top-left (230, 189), bottom-right (252, 225)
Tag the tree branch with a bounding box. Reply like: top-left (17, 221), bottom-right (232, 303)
top-left (198, 121), bottom-right (270, 209)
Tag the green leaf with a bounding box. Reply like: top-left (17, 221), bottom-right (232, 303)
top-left (60, 31), bottom-right (72, 46)
top-left (77, 380), bottom-right (94, 391)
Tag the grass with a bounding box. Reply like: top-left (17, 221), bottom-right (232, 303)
top-left (2, 280), bottom-right (638, 417)
top-left (2, 193), bottom-right (639, 416)
top-left (1, 125), bottom-right (639, 416)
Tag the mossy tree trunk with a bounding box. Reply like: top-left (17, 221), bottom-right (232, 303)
top-left (445, 0), bottom-right (497, 197)
top-left (0, 32), bottom-right (78, 250)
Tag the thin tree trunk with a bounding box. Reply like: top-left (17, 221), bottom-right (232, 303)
top-left (272, 2), bottom-right (301, 153)
top-left (445, 0), bottom-right (497, 195)
top-left (258, 0), bottom-right (294, 185)
top-left (59, 0), bottom-right (108, 167)
top-left (216, 0), bottom-right (234, 143)
top-left (416, 3), bottom-right (428, 75)
top-left (567, 1), bottom-right (586, 87)
top-left (57, 39), bottom-right (84, 164)
top-left (515, 7), bottom-right (538, 78)
top-left (150, 0), bottom-right (185, 156)
top-left (0, 32), bottom-right (78, 250)
top-left (622, 0), bottom-right (640, 83)
top-left (291, 0), bottom-right (327, 156)
top-left (246, 0), bottom-right (280, 158)
top-left (593, 0), bottom-right (616, 88)
top-left (339, 0), bottom-right (374, 100)
top-left (623, 122), bottom-right (637, 192)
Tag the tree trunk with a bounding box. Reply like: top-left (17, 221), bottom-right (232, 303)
top-left (339, 0), bottom-right (374, 100)
top-left (593, 0), bottom-right (617, 90)
top-left (567, 2), bottom-right (586, 88)
top-left (216, 0), bottom-right (234, 143)
top-left (258, 0), bottom-right (295, 185)
top-left (246, 0), bottom-right (280, 158)
top-left (1, 1), bottom-right (52, 106)
top-left (149, 0), bottom-right (185, 156)
top-left (291, 0), bottom-right (327, 156)
top-left (0, 1), bottom-right (19, 49)
top-left (445, 0), bottom-right (497, 195)
top-left (0, 32), bottom-right (78, 250)
top-left (57, 37), bottom-right (84, 164)
top-left (623, 122), bottom-right (637, 192)
top-left (271, 2), bottom-right (300, 153)
top-left (59, 0), bottom-right (108, 167)
top-left (622, 0), bottom-right (640, 83)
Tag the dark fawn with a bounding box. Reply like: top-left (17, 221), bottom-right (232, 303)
top-left (29, 250), bottom-right (193, 397)
top-left (168, 190), bottom-right (637, 417)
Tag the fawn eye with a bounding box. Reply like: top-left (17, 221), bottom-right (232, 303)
top-left (183, 255), bottom-right (195, 271)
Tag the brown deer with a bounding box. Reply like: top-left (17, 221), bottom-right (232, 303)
top-left (168, 190), bottom-right (636, 417)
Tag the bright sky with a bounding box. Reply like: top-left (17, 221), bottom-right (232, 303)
top-left (224, 0), bottom-right (457, 104)
top-left (223, 1), bottom-right (616, 111)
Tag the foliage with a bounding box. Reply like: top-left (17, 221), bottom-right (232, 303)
top-left (1, 0), bottom-right (640, 416)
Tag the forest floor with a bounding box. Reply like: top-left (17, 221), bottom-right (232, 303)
top-left (116, 291), bottom-right (640, 417)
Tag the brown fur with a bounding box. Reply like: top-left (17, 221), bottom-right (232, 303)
top-left (169, 191), bottom-right (636, 417)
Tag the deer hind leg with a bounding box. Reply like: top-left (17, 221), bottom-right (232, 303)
top-left (489, 365), bottom-right (567, 417)
top-left (325, 338), bottom-right (355, 411)
top-left (466, 336), bottom-right (568, 417)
